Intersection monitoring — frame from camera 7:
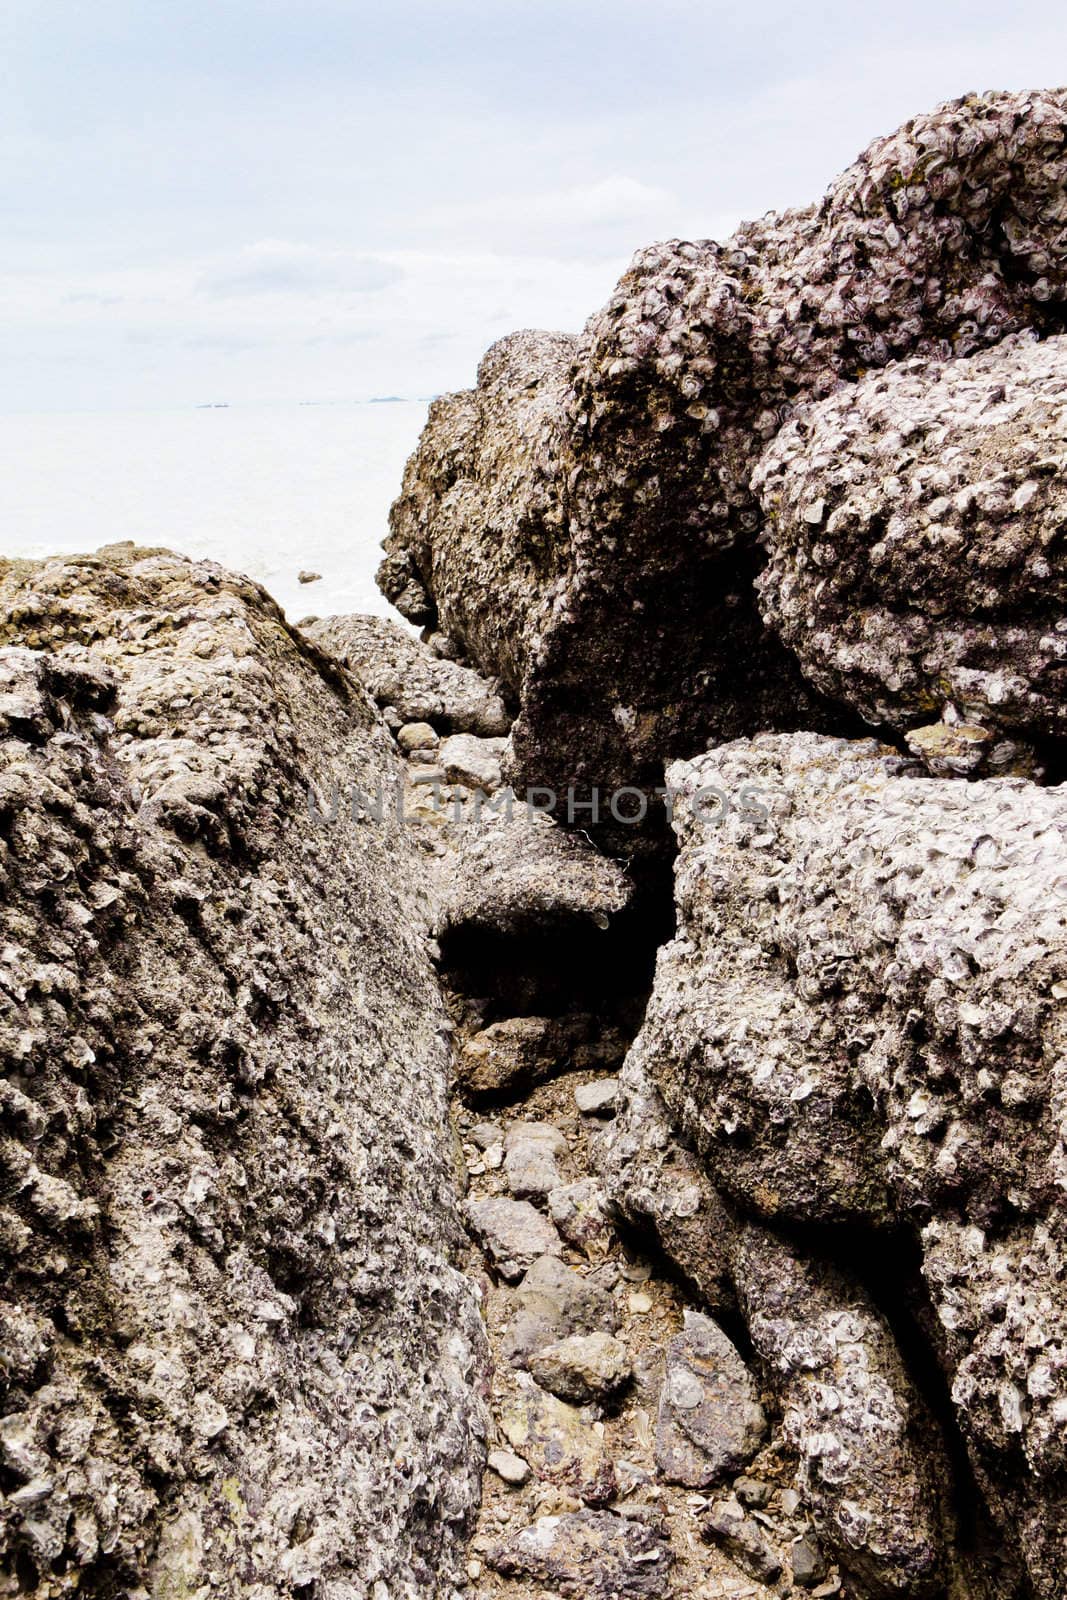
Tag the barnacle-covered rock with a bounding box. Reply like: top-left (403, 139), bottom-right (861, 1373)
top-left (0, 546), bottom-right (487, 1596)
top-left (381, 90), bottom-right (1067, 839)
top-left (754, 331), bottom-right (1067, 754)
top-left (631, 729), bottom-right (1067, 1597)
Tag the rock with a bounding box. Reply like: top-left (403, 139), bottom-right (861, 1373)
top-left (633, 728), bottom-right (1067, 1596)
top-left (498, 1375), bottom-right (617, 1505)
top-left (502, 1255), bottom-right (619, 1367)
top-left (0, 547), bottom-right (487, 1597)
top-left (487, 1448), bottom-right (531, 1487)
top-left (754, 332), bottom-right (1067, 755)
top-left (455, 1015), bottom-right (594, 1096)
top-left (297, 569), bottom-right (321, 584)
top-left (701, 1498), bottom-right (782, 1586)
top-left (381, 92), bottom-right (1067, 844)
top-left (654, 1311), bottom-right (766, 1488)
top-left (438, 731), bottom-right (506, 790)
top-left (734, 1476), bottom-right (772, 1509)
top-left (466, 1197), bottom-right (562, 1282)
top-left (505, 1121), bottom-right (569, 1202)
top-left (731, 1223), bottom-right (947, 1596)
top-left (487, 1510), bottom-right (672, 1598)
top-left (303, 612), bottom-right (511, 736)
top-left (791, 1533), bottom-right (828, 1588)
top-left (397, 719), bottom-right (439, 754)
top-left (575, 1077), bottom-right (619, 1116)
top-left (547, 1179), bottom-right (615, 1258)
top-left (527, 1332), bottom-right (633, 1404)
top-left (469, 1120), bottom-right (503, 1150)
top-left (593, 1053), bottom-right (735, 1313)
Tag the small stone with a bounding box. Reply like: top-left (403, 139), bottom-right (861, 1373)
top-left (505, 1122), bottom-right (568, 1202)
top-left (466, 1557), bottom-right (482, 1580)
top-left (397, 721), bottom-right (439, 754)
top-left (733, 1476), bottom-right (771, 1509)
top-left (780, 1489), bottom-right (801, 1517)
top-left (790, 1534), bottom-right (827, 1588)
top-left (487, 1510), bottom-right (671, 1597)
top-left (701, 1498), bottom-right (782, 1586)
top-left (438, 732), bottom-right (505, 791)
top-left (466, 1197), bottom-right (562, 1282)
top-left (469, 1121), bottom-right (503, 1150)
top-left (628, 1291), bottom-right (653, 1315)
top-left (484, 1144), bottom-right (504, 1170)
top-left (498, 1376), bottom-right (617, 1505)
top-left (575, 1078), bottom-right (620, 1116)
top-left (502, 1255), bottom-right (620, 1366)
top-left (528, 1331), bottom-right (634, 1404)
top-left (655, 1311), bottom-right (766, 1488)
top-left (548, 1179), bottom-right (615, 1258)
top-left (297, 570), bottom-right (321, 584)
top-left (488, 1448), bottom-right (531, 1486)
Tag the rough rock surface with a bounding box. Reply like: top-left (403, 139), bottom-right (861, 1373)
top-left (497, 1376), bottom-right (617, 1505)
top-left (465, 1197), bottom-right (562, 1282)
top-left (754, 331), bottom-right (1067, 751)
top-left (654, 1311), bottom-right (766, 1489)
top-left (487, 1510), bottom-right (672, 1598)
top-left (0, 548), bottom-right (487, 1597)
top-left (626, 728), bottom-right (1067, 1597)
top-left (302, 611), bottom-right (511, 735)
top-left (381, 90), bottom-right (1067, 837)
top-left (527, 1331), bottom-right (633, 1405)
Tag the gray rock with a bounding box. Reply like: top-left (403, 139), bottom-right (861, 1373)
top-left (497, 1375), bottom-right (617, 1505)
top-left (791, 1533), bottom-right (828, 1588)
top-left (548, 1179), bottom-right (616, 1259)
top-left (0, 547), bottom-right (487, 1597)
top-left (754, 331), bottom-right (1067, 754)
top-left (734, 1475), bottom-right (772, 1509)
top-left (487, 1448), bottom-right (531, 1487)
top-left (502, 1255), bottom-right (619, 1367)
top-left (633, 729), bottom-right (1067, 1595)
top-left (505, 1121), bottom-right (569, 1202)
top-left (381, 92), bottom-right (1067, 844)
top-left (487, 1510), bottom-right (672, 1598)
top-left (527, 1331), bottom-right (633, 1404)
top-left (654, 1311), bottom-right (766, 1488)
top-left (437, 731), bottom-right (506, 791)
top-left (593, 1053), bottom-right (735, 1313)
top-left (468, 1120), bottom-right (503, 1151)
top-left (397, 719), bottom-right (439, 754)
top-left (701, 1498), bottom-right (782, 1586)
top-left (466, 1197), bottom-right (562, 1282)
top-left (575, 1077), bottom-right (619, 1116)
top-left (302, 611), bottom-right (511, 735)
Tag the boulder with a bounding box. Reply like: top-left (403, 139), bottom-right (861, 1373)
top-left (754, 331), bottom-right (1067, 756)
top-left (380, 91), bottom-right (1067, 842)
top-left (0, 547), bottom-right (486, 1597)
top-left (630, 728), bottom-right (1067, 1597)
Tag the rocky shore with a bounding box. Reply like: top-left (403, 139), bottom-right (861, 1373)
top-left (4, 86), bottom-right (1067, 1600)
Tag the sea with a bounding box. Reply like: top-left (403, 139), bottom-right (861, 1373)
top-left (0, 399), bottom-right (430, 624)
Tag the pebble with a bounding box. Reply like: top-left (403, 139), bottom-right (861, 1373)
top-left (297, 570), bottom-right (321, 584)
top-left (487, 1448), bottom-right (531, 1486)
top-left (628, 1291), bottom-right (653, 1315)
top-left (528, 1330), bottom-right (634, 1404)
top-left (505, 1122), bottom-right (568, 1202)
top-left (469, 1121), bottom-right (503, 1150)
top-left (575, 1077), bottom-right (620, 1115)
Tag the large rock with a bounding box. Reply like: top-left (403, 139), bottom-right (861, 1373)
top-left (754, 331), bottom-right (1067, 753)
top-left (629, 729), bottom-right (1067, 1597)
top-left (487, 1510), bottom-right (671, 1598)
top-left (380, 91), bottom-right (1067, 839)
top-left (654, 1310), bottom-right (766, 1488)
top-left (0, 547), bottom-right (487, 1597)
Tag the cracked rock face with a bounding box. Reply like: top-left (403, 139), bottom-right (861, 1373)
top-left (0, 547), bottom-right (487, 1597)
top-left (380, 90), bottom-right (1067, 841)
top-left (754, 331), bottom-right (1067, 752)
top-left (628, 729), bottom-right (1067, 1597)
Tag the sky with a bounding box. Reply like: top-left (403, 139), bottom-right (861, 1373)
top-left (2, 0), bottom-right (1065, 412)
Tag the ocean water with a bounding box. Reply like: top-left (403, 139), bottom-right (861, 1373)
top-left (0, 400), bottom-right (429, 624)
